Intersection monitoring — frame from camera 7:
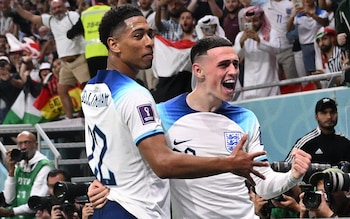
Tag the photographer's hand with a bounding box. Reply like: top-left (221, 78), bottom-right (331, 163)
top-left (0, 208), bottom-right (14, 217)
top-left (271, 194), bottom-right (300, 213)
top-left (88, 180), bottom-right (109, 209)
top-left (299, 192), bottom-right (309, 218)
top-left (290, 149), bottom-right (311, 179)
top-left (51, 205), bottom-right (64, 219)
top-left (5, 150), bottom-right (16, 177)
top-left (82, 203), bottom-right (94, 219)
top-left (308, 191), bottom-right (336, 218)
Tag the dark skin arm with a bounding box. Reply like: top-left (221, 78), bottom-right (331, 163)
top-left (138, 134), bottom-right (267, 183)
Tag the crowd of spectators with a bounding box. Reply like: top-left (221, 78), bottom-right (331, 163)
top-left (0, 0), bottom-right (350, 123)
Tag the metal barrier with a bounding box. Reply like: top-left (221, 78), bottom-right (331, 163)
top-left (236, 71), bottom-right (344, 92)
top-left (0, 141), bottom-right (7, 167)
top-left (35, 124), bottom-right (61, 168)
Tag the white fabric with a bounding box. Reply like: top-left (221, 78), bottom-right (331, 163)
top-left (294, 11), bottom-right (328, 45)
top-left (82, 70), bottom-right (170, 219)
top-left (42, 12), bottom-right (85, 58)
top-left (234, 30), bottom-right (280, 100)
top-left (263, 0), bottom-right (294, 49)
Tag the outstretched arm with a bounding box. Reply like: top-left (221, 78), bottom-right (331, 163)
top-left (12, 0), bottom-right (43, 26)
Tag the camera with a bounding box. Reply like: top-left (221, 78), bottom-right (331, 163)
top-left (324, 171), bottom-right (350, 193)
top-left (54, 181), bottom-right (89, 202)
top-left (10, 149), bottom-right (27, 162)
top-left (299, 183), bottom-right (322, 210)
top-left (303, 191), bottom-right (322, 210)
top-left (270, 161), bottom-right (331, 173)
top-left (28, 195), bottom-right (60, 211)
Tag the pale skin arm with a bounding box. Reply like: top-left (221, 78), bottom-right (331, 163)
top-left (289, 148), bottom-right (312, 180)
top-left (207, 0), bottom-right (223, 18)
top-left (12, 0), bottom-right (43, 26)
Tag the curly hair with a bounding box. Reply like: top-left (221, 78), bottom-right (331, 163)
top-left (99, 5), bottom-right (143, 49)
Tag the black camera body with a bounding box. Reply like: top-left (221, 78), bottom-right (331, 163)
top-left (28, 195), bottom-right (61, 211)
top-left (303, 191), bottom-right (322, 210)
top-left (54, 181), bottom-right (89, 202)
top-left (28, 181), bottom-right (90, 215)
top-left (299, 183), bottom-right (322, 210)
top-left (10, 149), bottom-right (27, 162)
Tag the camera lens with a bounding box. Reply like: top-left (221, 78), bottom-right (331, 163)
top-left (303, 191), bottom-right (322, 210)
top-left (324, 172), bottom-right (350, 193)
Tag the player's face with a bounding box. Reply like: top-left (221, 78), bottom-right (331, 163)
top-left (113, 16), bottom-right (155, 72)
top-left (316, 108), bottom-right (337, 130)
top-left (198, 46), bottom-right (239, 101)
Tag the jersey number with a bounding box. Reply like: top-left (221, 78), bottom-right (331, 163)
top-left (87, 125), bottom-right (117, 185)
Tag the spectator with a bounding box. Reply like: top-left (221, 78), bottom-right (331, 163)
top-left (138, 0), bottom-right (157, 30)
top-left (0, 55), bottom-right (23, 123)
top-left (234, 6), bottom-right (280, 100)
top-left (195, 15), bottom-right (226, 39)
top-left (313, 26), bottom-right (348, 88)
top-left (335, 0), bottom-right (350, 53)
top-left (82, 5), bottom-right (269, 218)
top-left (34, 168), bottom-right (71, 219)
top-left (187, 0), bottom-right (224, 22)
top-left (0, 131), bottom-right (53, 218)
top-left (67, 0), bottom-right (110, 78)
top-left (179, 9), bottom-right (197, 41)
top-left (222, 0), bottom-right (242, 43)
top-left (0, 0), bottom-right (15, 35)
top-left (287, 0), bottom-right (328, 75)
top-left (155, 0), bottom-right (185, 41)
top-left (262, 0), bottom-right (298, 80)
top-left (285, 97), bottom-right (350, 181)
top-left (13, 0), bottom-right (91, 119)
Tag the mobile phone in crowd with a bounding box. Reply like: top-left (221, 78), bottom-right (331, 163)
top-left (244, 22), bottom-right (253, 30)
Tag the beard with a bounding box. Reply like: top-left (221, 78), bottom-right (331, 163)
top-left (320, 44), bottom-right (332, 53)
top-left (54, 12), bottom-right (66, 21)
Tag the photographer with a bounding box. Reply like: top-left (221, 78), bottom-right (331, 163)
top-left (0, 131), bottom-right (53, 218)
top-left (299, 168), bottom-right (350, 218)
top-left (35, 169), bottom-right (71, 219)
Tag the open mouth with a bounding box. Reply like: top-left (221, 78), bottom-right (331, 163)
top-left (222, 79), bottom-right (236, 89)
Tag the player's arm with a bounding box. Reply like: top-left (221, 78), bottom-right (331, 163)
top-left (138, 133), bottom-right (268, 183)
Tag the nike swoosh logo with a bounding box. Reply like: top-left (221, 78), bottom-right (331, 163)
top-left (173, 139), bottom-right (191, 145)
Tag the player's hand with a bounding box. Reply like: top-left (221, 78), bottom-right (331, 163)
top-left (290, 148), bottom-right (311, 179)
top-left (229, 134), bottom-right (268, 186)
top-left (88, 179), bottom-right (110, 209)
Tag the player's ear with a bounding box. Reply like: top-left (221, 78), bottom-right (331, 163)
top-left (107, 37), bottom-right (121, 53)
top-left (192, 63), bottom-right (204, 79)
